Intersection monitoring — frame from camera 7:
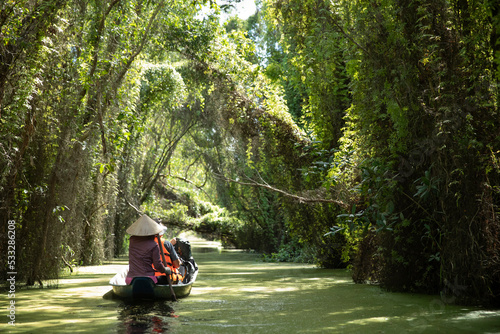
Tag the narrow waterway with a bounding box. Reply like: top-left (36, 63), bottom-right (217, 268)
top-left (145, 237), bottom-right (500, 333)
top-left (2, 235), bottom-right (500, 333)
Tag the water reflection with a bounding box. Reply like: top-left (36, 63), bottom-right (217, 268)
top-left (117, 300), bottom-right (178, 333)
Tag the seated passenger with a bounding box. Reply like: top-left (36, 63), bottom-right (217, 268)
top-left (171, 236), bottom-right (198, 283)
top-left (153, 223), bottom-right (184, 284)
top-left (125, 215), bottom-right (170, 285)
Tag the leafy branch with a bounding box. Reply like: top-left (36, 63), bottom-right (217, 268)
top-left (213, 172), bottom-right (346, 207)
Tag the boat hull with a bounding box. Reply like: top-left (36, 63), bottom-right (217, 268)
top-left (109, 267), bottom-right (197, 300)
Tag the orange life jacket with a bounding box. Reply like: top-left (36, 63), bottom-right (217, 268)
top-left (152, 237), bottom-right (183, 283)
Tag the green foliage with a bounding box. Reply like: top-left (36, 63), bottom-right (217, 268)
top-left (262, 235), bottom-right (312, 263)
top-left (143, 201), bottom-right (189, 224)
top-left (414, 168), bottom-right (440, 201)
top-left (0, 0), bottom-right (212, 282)
top-left (191, 207), bottom-right (243, 240)
top-left (1, 0), bottom-right (498, 307)
top-left (262, 0), bottom-right (349, 146)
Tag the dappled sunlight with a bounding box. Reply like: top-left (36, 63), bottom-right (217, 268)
top-left (214, 271), bottom-right (265, 275)
top-left (328, 306), bottom-right (375, 316)
top-left (190, 286), bottom-right (225, 295)
top-left (171, 240), bottom-right (500, 333)
top-left (348, 316), bottom-right (392, 324)
top-left (2, 237), bottom-right (499, 333)
top-left (239, 286), bottom-right (269, 292)
top-left (0, 260), bottom-right (123, 333)
top-left (273, 286), bottom-right (298, 292)
top-left (73, 263), bottom-right (127, 275)
top-left (451, 310), bottom-right (500, 321)
top-left (57, 277), bottom-right (107, 285)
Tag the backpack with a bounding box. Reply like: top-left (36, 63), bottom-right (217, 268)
top-left (174, 237), bottom-right (198, 283)
top-left (174, 237), bottom-right (193, 262)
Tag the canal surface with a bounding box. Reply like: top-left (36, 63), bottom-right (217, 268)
top-left (2, 235), bottom-right (500, 333)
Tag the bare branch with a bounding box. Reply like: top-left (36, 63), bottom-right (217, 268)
top-left (125, 198), bottom-right (143, 216)
top-left (61, 256), bottom-right (74, 273)
top-left (214, 173), bottom-right (347, 207)
top-left (139, 120), bottom-right (196, 204)
top-left (160, 174), bottom-right (212, 202)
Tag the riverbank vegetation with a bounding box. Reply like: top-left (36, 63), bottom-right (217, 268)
top-left (1, 0), bottom-right (499, 306)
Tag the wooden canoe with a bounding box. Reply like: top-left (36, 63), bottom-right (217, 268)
top-left (109, 267), bottom-right (198, 300)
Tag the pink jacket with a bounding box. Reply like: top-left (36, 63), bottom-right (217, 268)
top-left (126, 235), bottom-right (166, 284)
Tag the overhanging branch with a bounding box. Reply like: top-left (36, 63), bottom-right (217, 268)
top-left (213, 172), bottom-right (347, 207)
top-left (160, 173), bottom-right (212, 202)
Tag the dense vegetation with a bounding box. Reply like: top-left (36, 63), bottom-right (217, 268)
top-left (1, 0), bottom-right (498, 306)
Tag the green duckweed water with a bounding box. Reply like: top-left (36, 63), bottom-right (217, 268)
top-left (2, 236), bottom-right (500, 333)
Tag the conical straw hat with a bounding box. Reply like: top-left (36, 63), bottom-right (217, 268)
top-left (126, 214), bottom-right (162, 236)
top-left (159, 224), bottom-right (168, 236)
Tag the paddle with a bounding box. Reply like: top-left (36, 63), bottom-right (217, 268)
top-left (157, 234), bottom-right (177, 302)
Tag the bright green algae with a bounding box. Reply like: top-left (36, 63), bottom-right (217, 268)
top-left (1, 260), bottom-right (124, 333)
top-left (2, 237), bottom-right (500, 333)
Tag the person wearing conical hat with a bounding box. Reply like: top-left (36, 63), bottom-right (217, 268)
top-left (125, 214), bottom-right (170, 285)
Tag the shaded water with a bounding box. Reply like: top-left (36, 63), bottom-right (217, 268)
top-left (117, 300), bottom-right (177, 333)
top-left (2, 235), bottom-right (500, 333)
